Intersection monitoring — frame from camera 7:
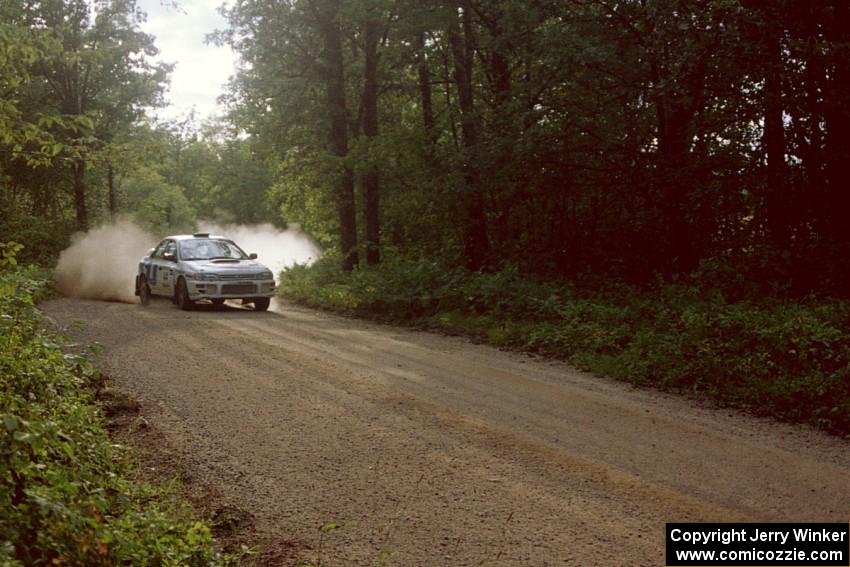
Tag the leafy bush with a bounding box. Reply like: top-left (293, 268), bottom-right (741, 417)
top-left (281, 255), bottom-right (461, 318)
top-left (0, 242), bottom-right (24, 269)
top-left (280, 258), bottom-right (850, 434)
top-left (0, 214), bottom-right (74, 266)
top-left (0, 266), bottom-right (229, 565)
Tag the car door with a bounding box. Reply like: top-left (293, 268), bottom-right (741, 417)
top-left (158, 240), bottom-right (178, 295)
top-left (143, 240), bottom-right (167, 294)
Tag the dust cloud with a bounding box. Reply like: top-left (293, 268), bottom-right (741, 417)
top-left (54, 220), bottom-right (322, 304)
top-left (198, 222), bottom-right (321, 281)
top-left (55, 219), bottom-right (155, 303)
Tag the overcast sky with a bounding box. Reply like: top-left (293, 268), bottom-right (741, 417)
top-left (137, 0), bottom-right (236, 122)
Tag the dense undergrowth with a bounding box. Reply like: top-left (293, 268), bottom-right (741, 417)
top-left (280, 256), bottom-right (850, 435)
top-left (0, 266), bottom-right (230, 565)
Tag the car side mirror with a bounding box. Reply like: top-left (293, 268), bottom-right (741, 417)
top-left (163, 252), bottom-right (176, 262)
top-left (249, 253), bottom-right (258, 260)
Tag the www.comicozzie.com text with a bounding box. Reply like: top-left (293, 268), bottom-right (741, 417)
top-left (670, 527), bottom-right (848, 546)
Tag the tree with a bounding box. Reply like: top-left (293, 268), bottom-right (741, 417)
top-left (10, 0), bottom-right (169, 231)
top-left (447, 0), bottom-right (490, 271)
top-left (0, 15), bottom-right (67, 166)
top-left (131, 174), bottom-right (196, 234)
top-left (315, 0), bottom-right (359, 270)
top-left (214, 0), bottom-right (850, 296)
top-left (361, 15), bottom-right (382, 265)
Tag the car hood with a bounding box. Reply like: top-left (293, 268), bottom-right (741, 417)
top-left (185, 259), bottom-right (270, 274)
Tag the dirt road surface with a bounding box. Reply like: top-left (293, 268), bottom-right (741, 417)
top-left (42, 297), bottom-right (850, 566)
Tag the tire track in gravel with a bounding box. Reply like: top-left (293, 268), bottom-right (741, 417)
top-left (231, 307), bottom-right (850, 519)
top-left (42, 298), bottom-right (850, 566)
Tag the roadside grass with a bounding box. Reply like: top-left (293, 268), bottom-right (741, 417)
top-left (0, 265), bottom-right (236, 565)
top-left (280, 256), bottom-right (850, 435)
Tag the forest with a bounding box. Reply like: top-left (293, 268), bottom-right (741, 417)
top-left (1, 0), bottom-right (848, 296)
top-left (2, 0), bottom-right (850, 424)
top-left (2, 1), bottom-right (850, 562)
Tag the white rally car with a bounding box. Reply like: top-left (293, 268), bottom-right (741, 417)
top-left (134, 233), bottom-right (275, 311)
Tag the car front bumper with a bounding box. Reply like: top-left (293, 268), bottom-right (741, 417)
top-left (186, 278), bottom-right (276, 300)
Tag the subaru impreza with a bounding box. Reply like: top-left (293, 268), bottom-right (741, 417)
top-left (134, 233), bottom-right (275, 311)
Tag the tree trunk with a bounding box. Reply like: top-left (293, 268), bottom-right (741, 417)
top-left (652, 65), bottom-right (700, 274)
top-left (764, 22), bottom-right (790, 249)
top-left (416, 31), bottom-right (436, 143)
top-left (107, 162), bottom-right (117, 221)
top-left (824, 2), bottom-right (850, 244)
top-left (363, 18), bottom-right (381, 265)
top-left (805, 39), bottom-right (825, 229)
top-left (448, 0), bottom-right (490, 271)
top-left (318, 0), bottom-right (358, 271)
top-left (72, 159), bottom-right (88, 232)
top-left (479, 6), bottom-right (510, 110)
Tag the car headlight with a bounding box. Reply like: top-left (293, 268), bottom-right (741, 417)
top-left (261, 270), bottom-right (274, 280)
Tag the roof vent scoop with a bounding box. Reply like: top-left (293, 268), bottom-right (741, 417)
top-left (193, 232), bottom-right (210, 238)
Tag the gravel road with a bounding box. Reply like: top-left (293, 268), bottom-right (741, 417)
top-left (42, 297), bottom-right (850, 566)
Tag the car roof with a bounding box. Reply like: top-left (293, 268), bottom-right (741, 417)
top-left (164, 234), bottom-right (229, 241)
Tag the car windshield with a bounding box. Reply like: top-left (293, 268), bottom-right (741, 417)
top-left (180, 239), bottom-right (248, 261)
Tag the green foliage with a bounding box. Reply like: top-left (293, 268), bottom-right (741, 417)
top-left (281, 255), bottom-right (459, 317)
top-left (0, 21), bottom-right (64, 166)
top-left (0, 267), bottom-right (229, 565)
top-left (267, 157), bottom-right (338, 249)
top-left (1, 0), bottom-right (172, 234)
top-left (201, 139), bottom-right (275, 225)
top-left (216, 0), bottom-right (850, 293)
top-left (280, 260), bottom-right (850, 434)
top-left (130, 174), bottom-right (197, 235)
top-left (115, 126), bottom-right (277, 230)
top-left (0, 242), bottom-right (22, 268)
top-left (0, 210), bottom-right (74, 266)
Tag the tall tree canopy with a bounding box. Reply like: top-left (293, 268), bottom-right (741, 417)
top-left (4, 0), bottom-right (850, 297)
top-left (1, 0), bottom-right (170, 234)
top-left (215, 0), bottom-right (850, 295)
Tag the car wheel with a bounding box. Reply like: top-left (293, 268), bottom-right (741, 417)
top-left (253, 297), bottom-right (270, 311)
top-left (175, 277), bottom-right (194, 311)
top-left (139, 276), bottom-right (151, 306)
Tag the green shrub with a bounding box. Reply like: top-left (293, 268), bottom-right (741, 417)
top-left (0, 215), bottom-right (74, 266)
top-left (0, 266), bottom-right (229, 566)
